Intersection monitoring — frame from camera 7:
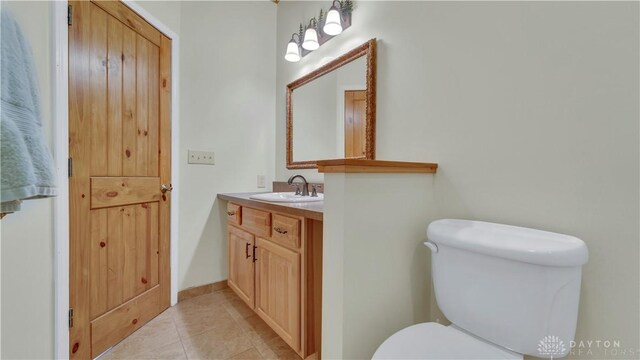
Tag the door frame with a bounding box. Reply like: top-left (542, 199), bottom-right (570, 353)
top-left (52, 1), bottom-right (181, 358)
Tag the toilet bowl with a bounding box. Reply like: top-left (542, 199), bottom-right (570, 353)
top-left (373, 219), bottom-right (588, 359)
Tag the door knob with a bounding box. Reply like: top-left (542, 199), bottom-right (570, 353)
top-left (161, 184), bottom-right (173, 193)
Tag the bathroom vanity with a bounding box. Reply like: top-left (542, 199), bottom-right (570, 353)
top-left (214, 37), bottom-right (441, 358)
top-left (217, 192), bottom-right (323, 359)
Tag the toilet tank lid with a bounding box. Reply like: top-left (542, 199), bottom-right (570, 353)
top-left (427, 219), bottom-right (588, 267)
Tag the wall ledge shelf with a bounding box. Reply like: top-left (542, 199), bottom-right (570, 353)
top-left (316, 159), bottom-right (438, 173)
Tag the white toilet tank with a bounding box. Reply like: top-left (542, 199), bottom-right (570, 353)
top-left (427, 219), bottom-right (588, 358)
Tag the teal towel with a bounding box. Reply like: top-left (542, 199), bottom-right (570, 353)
top-left (1, 9), bottom-right (57, 213)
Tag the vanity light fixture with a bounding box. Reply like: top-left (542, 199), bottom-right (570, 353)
top-left (302, 18), bottom-right (320, 51)
top-left (284, 0), bottom-right (353, 62)
top-left (285, 33), bottom-right (302, 62)
top-left (323, 0), bottom-right (343, 36)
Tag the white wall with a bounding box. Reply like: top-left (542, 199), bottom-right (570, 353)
top-left (322, 173), bottom-right (436, 359)
top-left (177, 1), bottom-right (276, 291)
top-left (0, 2), bottom-right (55, 358)
top-left (276, 1), bottom-right (639, 359)
top-left (134, 0), bottom-right (181, 34)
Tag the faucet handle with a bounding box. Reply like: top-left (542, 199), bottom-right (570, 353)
top-left (311, 184), bottom-right (318, 197)
top-left (291, 183), bottom-right (302, 195)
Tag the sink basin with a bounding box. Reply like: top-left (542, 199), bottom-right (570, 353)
top-left (250, 192), bottom-right (324, 203)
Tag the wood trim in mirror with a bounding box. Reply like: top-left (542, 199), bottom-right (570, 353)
top-left (286, 38), bottom-right (377, 169)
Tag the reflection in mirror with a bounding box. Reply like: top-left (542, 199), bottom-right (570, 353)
top-left (287, 39), bottom-right (376, 169)
top-left (292, 56), bottom-right (366, 162)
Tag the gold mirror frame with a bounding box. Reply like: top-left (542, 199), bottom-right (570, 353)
top-left (286, 38), bottom-right (377, 169)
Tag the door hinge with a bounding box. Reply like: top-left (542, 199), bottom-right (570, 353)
top-left (68, 157), bottom-right (73, 177)
top-left (68, 308), bottom-right (74, 328)
top-left (67, 5), bottom-right (72, 26)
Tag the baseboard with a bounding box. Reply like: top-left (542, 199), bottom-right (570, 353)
top-left (177, 280), bottom-right (228, 302)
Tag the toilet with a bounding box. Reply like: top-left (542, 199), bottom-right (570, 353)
top-left (373, 219), bottom-right (589, 359)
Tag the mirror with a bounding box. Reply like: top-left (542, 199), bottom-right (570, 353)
top-left (287, 38), bottom-right (377, 169)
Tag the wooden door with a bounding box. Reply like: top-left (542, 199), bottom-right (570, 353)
top-left (68, 1), bottom-right (172, 358)
top-left (255, 238), bottom-right (301, 352)
top-left (344, 90), bottom-right (367, 158)
top-left (228, 225), bottom-right (256, 307)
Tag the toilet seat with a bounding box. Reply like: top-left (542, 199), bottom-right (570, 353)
top-left (372, 322), bottom-right (522, 360)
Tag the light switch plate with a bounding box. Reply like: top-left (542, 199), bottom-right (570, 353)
top-left (188, 150), bottom-right (215, 165)
top-left (257, 175), bottom-right (266, 188)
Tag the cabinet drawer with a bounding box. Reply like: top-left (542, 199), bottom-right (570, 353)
top-left (271, 214), bottom-right (301, 249)
top-left (227, 203), bottom-right (241, 225)
top-left (243, 207), bottom-right (271, 237)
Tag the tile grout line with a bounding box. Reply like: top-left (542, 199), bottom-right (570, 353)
top-left (230, 320), bottom-right (280, 358)
top-left (219, 293), bottom-right (280, 359)
top-left (172, 293), bottom-right (224, 343)
top-left (174, 288), bottom-right (251, 360)
top-left (222, 299), bottom-right (264, 359)
top-left (167, 309), bottom-right (190, 360)
top-left (221, 294), bottom-right (299, 359)
top-left (109, 289), bottom-right (287, 360)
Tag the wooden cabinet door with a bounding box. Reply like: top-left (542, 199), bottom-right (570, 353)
top-left (228, 225), bottom-right (255, 308)
top-left (255, 238), bottom-right (301, 352)
top-left (68, 1), bottom-right (172, 358)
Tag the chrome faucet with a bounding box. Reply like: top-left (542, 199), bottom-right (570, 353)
top-left (287, 174), bottom-right (309, 196)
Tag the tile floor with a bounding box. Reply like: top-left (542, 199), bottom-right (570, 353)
top-left (99, 288), bottom-right (302, 360)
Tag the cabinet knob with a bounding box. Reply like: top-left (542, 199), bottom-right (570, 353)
top-left (227, 211), bottom-right (236, 216)
top-left (245, 242), bottom-right (251, 259)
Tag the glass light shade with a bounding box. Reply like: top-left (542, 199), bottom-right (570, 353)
top-left (323, 7), bottom-right (343, 36)
top-left (302, 28), bottom-right (319, 51)
top-left (284, 40), bottom-right (301, 62)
